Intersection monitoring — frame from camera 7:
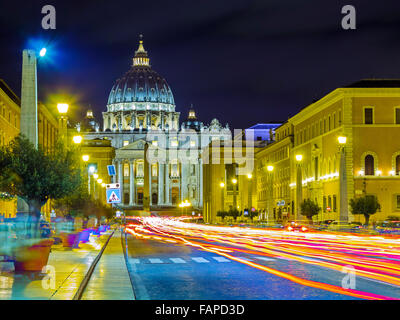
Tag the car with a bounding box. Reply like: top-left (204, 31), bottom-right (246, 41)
top-left (285, 222), bottom-right (308, 232)
top-left (327, 221), bottom-right (364, 232)
top-left (374, 221), bottom-right (400, 235)
top-left (0, 223), bottom-right (18, 259)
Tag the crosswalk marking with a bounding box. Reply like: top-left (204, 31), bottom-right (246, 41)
top-left (237, 257), bottom-right (253, 261)
top-left (149, 258), bottom-right (163, 264)
top-left (253, 256), bottom-right (275, 261)
top-left (170, 258), bottom-right (186, 264)
top-left (131, 259), bottom-right (140, 264)
top-left (191, 257), bottom-right (210, 263)
top-left (212, 256), bottom-right (231, 262)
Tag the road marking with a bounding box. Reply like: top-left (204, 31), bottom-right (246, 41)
top-left (192, 257), bottom-right (210, 263)
top-left (253, 256), bottom-right (275, 261)
top-left (131, 259), bottom-right (140, 264)
top-left (212, 257), bottom-right (231, 263)
top-left (149, 258), bottom-right (163, 264)
top-left (170, 258), bottom-right (186, 264)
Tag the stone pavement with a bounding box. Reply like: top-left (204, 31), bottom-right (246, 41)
top-left (81, 229), bottom-right (135, 300)
top-left (0, 229), bottom-right (113, 300)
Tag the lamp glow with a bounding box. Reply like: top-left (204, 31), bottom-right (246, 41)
top-left (97, 179), bottom-right (103, 184)
top-left (93, 174), bottom-right (99, 179)
top-left (232, 178), bottom-right (237, 184)
top-left (376, 170), bottom-right (382, 176)
top-left (73, 135), bottom-right (83, 144)
top-left (88, 165), bottom-right (95, 173)
top-left (39, 48), bottom-right (47, 57)
top-left (57, 103), bottom-right (69, 114)
top-left (338, 136), bottom-right (347, 144)
top-left (220, 182), bottom-right (225, 188)
top-left (267, 165), bottom-right (274, 172)
top-left (82, 155), bottom-right (89, 162)
top-left (247, 173), bottom-right (252, 179)
top-left (295, 154), bottom-right (303, 162)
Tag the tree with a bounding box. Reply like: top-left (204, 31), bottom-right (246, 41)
top-left (300, 199), bottom-right (321, 224)
top-left (350, 195), bottom-right (381, 226)
top-left (228, 208), bottom-right (241, 222)
top-left (216, 210), bottom-right (228, 222)
top-left (0, 135), bottom-right (82, 238)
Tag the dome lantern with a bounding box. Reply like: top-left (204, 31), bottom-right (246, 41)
top-left (133, 34), bottom-right (150, 67)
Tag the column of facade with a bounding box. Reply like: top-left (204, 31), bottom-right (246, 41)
top-left (158, 163), bottom-right (163, 205)
top-left (199, 158), bottom-right (203, 208)
top-left (129, 160), bottom-right (135, 206)
top-left (149, 163), bottom-right (152, 206)
top-left (181, 162), bottom-right (187, 201)
top-left (117, 160), bottom-right (124, 204)
top-left (165, 162), bottom-right (170, 205)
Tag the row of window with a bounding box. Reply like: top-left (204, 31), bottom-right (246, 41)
top-left (295, 110), bottom-right (343, 146)
top-left (363, 107), bottom-right (400, 124)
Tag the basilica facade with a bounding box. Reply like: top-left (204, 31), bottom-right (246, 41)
top-left (79, 38), bottom-right (231, 210)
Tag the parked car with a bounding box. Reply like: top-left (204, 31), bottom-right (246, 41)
top-left (374, 221), bottom-right (400, 235)
top-left (327, 221), bottom-right (364, 232)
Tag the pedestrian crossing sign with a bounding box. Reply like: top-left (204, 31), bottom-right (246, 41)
top-left (106, 183), bottom-right (121, 204)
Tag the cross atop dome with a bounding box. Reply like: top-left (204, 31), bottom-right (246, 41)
top-left (133, 34), bottom-right (150, 67)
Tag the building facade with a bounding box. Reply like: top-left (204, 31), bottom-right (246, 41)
top-left (80, 38), bottom-right (231, 211)
top-left (0, 79), bottom-right (59, 218)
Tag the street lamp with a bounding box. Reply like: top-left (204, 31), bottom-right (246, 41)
top-left (295, 154), bottom-right (303, 222)
top-left (57, 103), bottom-right (69, 114)
top-left (220, 181), bottom-right (225, 212)
top-left (57, 103), bottom-right (69, 143)
top-left (247, 173), bottom-right (253, 212)
top-left (82, 155), bottom-right (89, 162)
top-left (93, 173), bottom-right (99, 179)
top-left (39, 48), bottom-right (47, 57)
top-left (73, 135), bottom-right (83, 144)
top-left (97, 178), bottom-right (103, 184)
top-left (232, 178), bottom-right (238, 211)
top-left (338, 136), bottom-right (348, 223)
top-left (266, 165), bottom-right (274, 223)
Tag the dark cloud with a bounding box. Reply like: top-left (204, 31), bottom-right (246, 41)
top-left (1, 0), bottom-right (400, 129)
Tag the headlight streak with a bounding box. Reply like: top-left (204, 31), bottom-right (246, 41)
top-left (125, 217), bottom-right (400, 300)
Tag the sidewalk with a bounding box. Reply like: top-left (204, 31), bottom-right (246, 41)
top-left (0, 229), bottom-right (113, 300)
top-left (81, 229), bottom-right (135, 300)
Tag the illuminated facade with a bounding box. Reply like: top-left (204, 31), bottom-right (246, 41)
top-left (81, 38), bottom-right (231, 210)
top-left (0, 79), bottom-right (59, 218)
top-left (255, 79), bottom-right (400, 223)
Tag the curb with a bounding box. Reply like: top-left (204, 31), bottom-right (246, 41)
top-left (121, 229), bottom-right (137, 300)
top-left (72, 229), bottom-right (115, 300)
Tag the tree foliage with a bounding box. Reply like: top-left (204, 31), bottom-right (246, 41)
top-left (300, 199), bottom-right (321, 222)
top-left (350, 195), bottom-right (381, 226)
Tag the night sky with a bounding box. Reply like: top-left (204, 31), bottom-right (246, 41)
top-left (1, 0), bottom-right (400, 129)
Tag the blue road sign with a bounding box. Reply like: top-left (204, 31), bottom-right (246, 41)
top-left (106, 183), bottom-right (121, 204)
top-left (107, 165), bottom-right (116, 176)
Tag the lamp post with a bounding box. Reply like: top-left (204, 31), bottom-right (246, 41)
top-left (338, 136), bottom-right (348, 223)
top-left (247, 173), bottom-right (253, 211)
top-left (232, 178), bottom-right (238, 211)
top-left (295, 154), bottom-right (303, 222)
top-left (57, 103), bottom-right (69, 143)
top-left (267, 165), bottom-right (274, 223)
top-left (220, 181), bottom-right (225, 212)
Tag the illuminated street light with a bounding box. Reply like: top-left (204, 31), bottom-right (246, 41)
top-left (247, 173), bottom-right (252, 179)
top-left (101, 183), bottom-right (106, 188)
top-left (97, 178), bottom-right (103, 184)
top-left (82, 155), bottom-right (89, 162)
top-left (88, 165), bottom-right (95, 174)
top-left (57, 103), bottom-right (69, 114)
top-left (267, 165), bottom-right (274, 172)
top-left (39, 48), bottom-right (47, 57)
top-left (93, 173), bottom-right (99, 179)
top-left (232, 178), bottom-right (237, 184)
top-left (338, 136), bottom-right (347, 144)
top-left (295, 154), bottom-right (303, 162)
top-left (220, 182), bottom-right (225, 188)
top-left (73, 135), bottom-right (83, 144)
top-left (376, 170), bottom-right (382, 176)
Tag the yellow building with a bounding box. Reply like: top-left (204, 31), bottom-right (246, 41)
top-left (0, 79), bottom-right (60, 218)
top-left (254, 79), bottom-right (400, 224)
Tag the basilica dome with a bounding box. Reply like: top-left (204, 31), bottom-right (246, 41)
top-left (106, 37), bottom-right (175, 111)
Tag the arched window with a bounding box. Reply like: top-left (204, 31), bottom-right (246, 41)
top-left (365, 155), bottom-right (375, 175)
top-left (396, 155), bottom-right (400, 175)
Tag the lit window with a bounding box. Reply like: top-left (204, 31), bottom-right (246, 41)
top-left (152, 140), bottom-right (158, 146)
top-left (190, 140), bottom-right (196, 147)
top-left (124, 163), bottom-right (129, 176)
top-left (171, 139), bottom-right (178, 147)
top-left (123, 141), bottom-right (129, 146)
top-left (152, 164), bottom-right (158, 177)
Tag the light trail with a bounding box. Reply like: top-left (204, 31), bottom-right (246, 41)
top-left (125, 216), bottom-right (400, 300)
